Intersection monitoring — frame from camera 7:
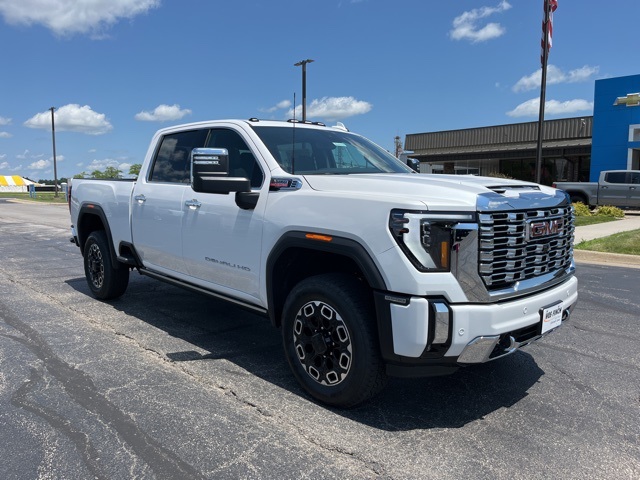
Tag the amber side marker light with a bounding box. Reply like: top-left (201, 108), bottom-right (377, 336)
top-left (440, 241), bottom-right (450, 269)
top-left (305, 233), bottom-right (333, 242)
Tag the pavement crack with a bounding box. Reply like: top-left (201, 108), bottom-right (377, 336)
top-left (11, 366), bottom-right (109, 480)
top-left (1, 298), bottom-right (206, 480)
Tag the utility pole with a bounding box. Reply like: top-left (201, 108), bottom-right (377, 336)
top-left (294, 59), bottom-right (314, 121)
top-left (394, 136), bottom-right (403, 158)
top-left (535, 0), bottom-right (557, 184)
top-left (50, 107), bottom-right (59, 197)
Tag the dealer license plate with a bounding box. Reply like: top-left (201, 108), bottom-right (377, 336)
top-left (540, 302), bottom-right (563, 334)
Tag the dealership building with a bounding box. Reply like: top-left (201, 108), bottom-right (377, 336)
top-left (404, 74), bottom-right (640, 185)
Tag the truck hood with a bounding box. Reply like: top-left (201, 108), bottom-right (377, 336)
top-left (303, 173), bottom-right (564, 210)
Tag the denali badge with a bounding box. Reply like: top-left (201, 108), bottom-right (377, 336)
top-left (527, 218), bottom-right (564, 240)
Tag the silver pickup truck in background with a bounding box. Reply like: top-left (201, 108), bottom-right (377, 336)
top-left (553, 170), bottom-right (640, 208)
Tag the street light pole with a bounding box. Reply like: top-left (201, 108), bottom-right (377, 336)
top-left (294, 59), bottom-right (314, 122)
top-left (49, 107), bottom-right (59, 198)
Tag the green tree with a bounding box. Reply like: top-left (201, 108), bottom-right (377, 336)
top-left (129, 164), bottom-right (142, 176)
top-left (91, 167), bottom-right (122, 179)
top-left (37, 177), bottom-right (68, 185)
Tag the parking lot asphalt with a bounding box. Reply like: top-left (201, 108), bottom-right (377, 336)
top-left (1, 200), bottom-right (639, 479)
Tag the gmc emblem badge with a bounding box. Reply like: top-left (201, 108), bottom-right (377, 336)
top-left (527, 218), bottom-right (564, 240)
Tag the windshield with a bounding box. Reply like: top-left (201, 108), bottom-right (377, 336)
top-left (252, 126), bottom-right (412, 175)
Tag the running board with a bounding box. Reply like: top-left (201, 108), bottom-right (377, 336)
top-left (139, 269), bottom-right (268, 317)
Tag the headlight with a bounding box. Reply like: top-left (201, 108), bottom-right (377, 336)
top-left (389, 210), bottom-right (476, 272)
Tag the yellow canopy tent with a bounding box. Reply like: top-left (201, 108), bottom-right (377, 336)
top-left (0, 175), bottom-right (35, 192)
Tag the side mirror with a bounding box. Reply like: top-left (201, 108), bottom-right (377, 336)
top-left (191, 148), bottom-right (250, 194)
top-left (407, 158), bottom-right (420, 172)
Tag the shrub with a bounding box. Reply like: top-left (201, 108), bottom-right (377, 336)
top-left (572, 202), bottom-right (592, 217)
top-left (486, 172), bottom-right (514, 179)
top-left (595, 205), bottom-right (625, 218)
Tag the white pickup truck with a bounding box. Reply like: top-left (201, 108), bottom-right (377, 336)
top-left (70, 119), bottom-right (578, 407)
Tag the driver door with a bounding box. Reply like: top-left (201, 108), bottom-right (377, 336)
top-left (181, 127), bottom-right (266, 301)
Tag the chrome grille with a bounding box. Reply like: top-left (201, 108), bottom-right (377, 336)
top-left (478, 207), bottom-right (574, 289)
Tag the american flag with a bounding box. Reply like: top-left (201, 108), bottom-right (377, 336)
top-left (541, 0), bottom-right (558, 67)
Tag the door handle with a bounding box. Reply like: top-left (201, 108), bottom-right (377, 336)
top-left (134, 194), bottom-right (146, 204)
top-left (185, 199), bottom-right (202, 209)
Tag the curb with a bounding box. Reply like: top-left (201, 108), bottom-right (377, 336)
top-left (5, 199), bottom-right (67, 206)
top-left (573, 249), bottom-right (640, 269)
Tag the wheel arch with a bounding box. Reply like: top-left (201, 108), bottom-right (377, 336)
top-left (266, 232), bottom-right (387, 328)
top-left (566, 190), bottom-right (589, 205)
top-left (77, 204), bottom-right (120, 270)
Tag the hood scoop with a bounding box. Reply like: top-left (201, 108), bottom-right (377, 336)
top-left (488, 184), bottom-right (541, 195)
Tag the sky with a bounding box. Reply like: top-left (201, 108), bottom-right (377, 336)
top-left (0, 0), bottom-right (638, 181)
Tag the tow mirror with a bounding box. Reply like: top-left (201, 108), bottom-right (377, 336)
top-left (407, 158), bottom-right (420, 172)
top-left (191, 148), bottom-right (250, 194)
top-left (190, 148), bottom-right (258, 209)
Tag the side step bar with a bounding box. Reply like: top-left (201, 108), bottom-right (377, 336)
top-left (139, 269), bottom-right (268, 317)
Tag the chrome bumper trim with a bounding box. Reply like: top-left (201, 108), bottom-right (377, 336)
top-left (457, 307), bottom-right (571, 365)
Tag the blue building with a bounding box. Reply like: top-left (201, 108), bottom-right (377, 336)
top-left (591, 74), bottom-right (640, 181)
top-left (405, 74), bottom-right (640, 185)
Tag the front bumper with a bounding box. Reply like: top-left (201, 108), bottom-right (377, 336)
top-left (375, 275), bottom-right (578, 377)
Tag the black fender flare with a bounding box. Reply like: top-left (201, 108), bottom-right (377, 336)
top-left (265, 231), bottom-right (387, 326)
top-left (76, 203), bottom-right (120, 270)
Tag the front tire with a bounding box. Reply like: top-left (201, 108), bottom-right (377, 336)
top-left (281, 273), bottom-right (387, 408)
top-left (83, 230), bottom-right (129, 300)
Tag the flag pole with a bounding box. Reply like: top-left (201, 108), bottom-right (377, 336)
top-left (535, 0), bottom-right (551, 184)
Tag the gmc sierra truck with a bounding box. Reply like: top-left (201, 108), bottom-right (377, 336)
top-left (553, 170), bottom-right (640, 208)
top-left (70, 119), bottom-right (578, 407)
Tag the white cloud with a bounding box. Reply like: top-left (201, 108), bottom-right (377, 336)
top-left (0, 161), bottom-right (8, 169)
top-left (28, 159), bottom-right (51, 170)
top-left (261, 99), bottom-right (293, 114)
top-left (135, 104), bottom-right (192, 122)
top-left (24, 104), bottom-right (113, 135)
top-left (513, 65), bottom-right (600, 92)
top-left (17, 150), bottom-right (45, 160)
top-left (0, 116), bottom-right (11, 125)
top-left (276, 100), bottom-right (292, 109)
top-left (450, 1), bottom-right (511, 43)
top-left (0, 131), bottom-right (12, 138)
top-left (287, 96), bottom-right (373, 122)
top-left (86, 157), bottom-right (131, 173)
top-left (507, 98), bottom-right (594, 117)
top-left (0, 0), bottom-right (160, 37)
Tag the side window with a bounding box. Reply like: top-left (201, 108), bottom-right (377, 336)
top-left (630, 172), bottom-right (640, 184)
top-left (149, 129), bottom-right (209, 183)
top-left (206, 129), bottom-right (264, 188)
top-left (604, 172), bottom-right (628, 184)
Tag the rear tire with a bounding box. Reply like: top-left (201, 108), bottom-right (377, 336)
top-left (569, 193), bottom-right (588, 205)
top-left (281, 273), bottom-right (387, 408)
top-left (83, 230), bottom-right (129, 300)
